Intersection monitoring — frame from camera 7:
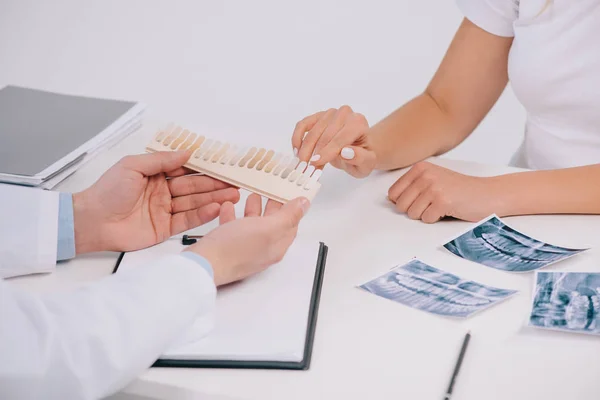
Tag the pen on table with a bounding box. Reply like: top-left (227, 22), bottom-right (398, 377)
top-left (181, 234), bottom-right (203, 245)
top-left (443, 330), bottom-right (471, 400)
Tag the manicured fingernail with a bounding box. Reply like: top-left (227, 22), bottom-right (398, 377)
top-left (293, 148), bottom-right (298, 157)
top-left (310, 154), bottom-right (321, 162)
top-left (341, 147), bottom-right (355, 160)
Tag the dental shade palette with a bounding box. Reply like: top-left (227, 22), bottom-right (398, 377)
top-left (146, 124), bottom-right (323, 203)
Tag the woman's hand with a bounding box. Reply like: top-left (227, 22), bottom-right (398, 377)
top-left (291, 106), bottom-right (377, 178)
top-left (185, 194), bottom-right (310, 286)
top-left (388, 161), bottom-right (502, 223)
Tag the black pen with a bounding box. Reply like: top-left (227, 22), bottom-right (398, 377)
top-left (181, 234), bottom-right (203, 245)
top-left (443, 330), bottom-right (471, 400)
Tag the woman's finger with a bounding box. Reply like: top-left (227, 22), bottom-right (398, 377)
top-left (406, 191), bottom-right (434, 220)
top-left (421, 203), bottom-right (445, 224)
top-left (291, 111), bottom-right (325, 154)
top-left (309, 114), bottom-right (368, 167)
top-left (394, 177), bottom-right (432, 213)
top-left (388, 164), bottom-right (428, 203)
top-left (313, 106), bottom-right (353, 156)
top-left (297, 108), bottom-right (337, 162)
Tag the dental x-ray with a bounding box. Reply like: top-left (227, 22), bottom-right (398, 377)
top-left (443, 215), bottom-right (587, 273)
top-left (529, 272), bottom-right (600, 335)
top-left (358, 259), bottom-right (517, 318)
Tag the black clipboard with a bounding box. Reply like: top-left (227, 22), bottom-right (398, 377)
top-left (112, 241), bottom-right (328, 371)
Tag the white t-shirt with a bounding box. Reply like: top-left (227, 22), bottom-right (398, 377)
top-left (456, 0), bottom-right (600, 170)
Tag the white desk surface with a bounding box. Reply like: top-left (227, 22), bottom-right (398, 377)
top-left (9, 124), bottom-right (600, 400)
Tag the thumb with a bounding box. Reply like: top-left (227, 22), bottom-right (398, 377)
top-left (121, 150), bottom-right (192, 176)
top-left (274, 197), bottom-right (311, 229)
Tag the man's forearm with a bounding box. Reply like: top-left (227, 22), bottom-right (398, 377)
top-left (369, 93), bottom-right (466, 171)
top-left (493, 164), bottom-right (600, 217)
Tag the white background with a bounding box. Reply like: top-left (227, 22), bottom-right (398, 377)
top-left (0, 0), bottom-right (526, 166)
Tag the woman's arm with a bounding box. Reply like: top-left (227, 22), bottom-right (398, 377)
top-left (371, 18), bottom-right (513, 170)
top-left (494, 164), bottom-right (600, 216)
top-left (386, 161), bottom-right (600, 224)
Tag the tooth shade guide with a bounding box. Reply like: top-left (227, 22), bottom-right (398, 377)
top-left (203, 141), bottom-right (222, 161)
top-left (163, 126), bottom-right (183, 146)
top-left (146, 129), bottom-right (322, 202)
top-left (229, 146), bottom-right (249, 166)
top-left (247, 148), bottom-right (267, 169)
top-left (288, 161), bottom-right (307, 182)
top-left (155, 123), bottom-right (174, 142)
top-left (171, 129), bottom-right (190, 149)
top-left (178, 132), bottom-right (197, 150)
top-left (194, 139), bottom-right (213, 158)
top-left (238, 147), bottom-right (257, 167)
top-left (256, 150), bottom-right (274, 170)
top-left (220, 146), bottom-right (238, 164)
top-left (297, 165), bottom-right (315, 186)
top-left (187, 135), bottom-right (205, 153)
top-left (280, 158), bottom-right (299, 179)
top-left (212, 143), bottom-right (230, 162)
top-left (273, 156), bottom-right (291, 176)
top-left (264, 153), bottom-right (283, 174)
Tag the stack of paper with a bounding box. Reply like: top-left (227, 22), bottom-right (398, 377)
top-left (0, 85), bottom-right (145, 189)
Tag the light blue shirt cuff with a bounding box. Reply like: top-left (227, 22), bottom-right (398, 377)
top-left (180, 252), bottom-right (214, 279)
top-left (57, 193), bottom-right (76, 261)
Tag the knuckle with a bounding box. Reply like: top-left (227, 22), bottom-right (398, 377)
top-left (420, 174), bottom-right (434, 186)
top-left (339, 104), bottom-right (352, 114)
top-left (412, 161), bottom-right (427, 173)
top-left (430, 185), bottom-right (442, 195)
top-left (420, 169), bottom-right (436, 182)
top-left (352, 112), bottom-right (368, 126)
top-left (303, 130), bottom-right (321, 144)
top-left (435, 195), bottom-right (450, 209)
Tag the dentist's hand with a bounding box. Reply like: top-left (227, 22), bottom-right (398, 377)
top-left (186, 194), bottom-right (309, 286)
top-left (73, 151), bottom-right (240, 254)
top-left (292, 105), bottom-right (377, 178)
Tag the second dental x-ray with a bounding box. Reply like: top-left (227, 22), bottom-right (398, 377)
top-left (358, 259), bottom-right (517, 318)
top-left (443, 215), bottom-right (587, 273)
top-left (529, 272), bottom-right (600, 335)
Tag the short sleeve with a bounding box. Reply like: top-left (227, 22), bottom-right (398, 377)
top-left (456, 0), bottom-right (518, 37)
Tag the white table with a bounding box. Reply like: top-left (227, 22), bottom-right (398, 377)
top-left (9, 125), bottom-right (600, 400)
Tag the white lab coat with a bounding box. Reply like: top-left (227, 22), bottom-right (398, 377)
top-left (0, 184), bottom-right (217, 400)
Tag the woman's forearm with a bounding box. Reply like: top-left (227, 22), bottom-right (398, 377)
top-left (368, 19), bottom-right (513, 171)
top-left (369, 92), bottom-right (464, 170)
top-left (494, 164), bottom-right (600, 216)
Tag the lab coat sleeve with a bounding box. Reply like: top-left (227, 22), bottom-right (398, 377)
top-left (0, 184), bottom-right (59, 278)
top-left (0, 253), bottom-right (216, 400)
